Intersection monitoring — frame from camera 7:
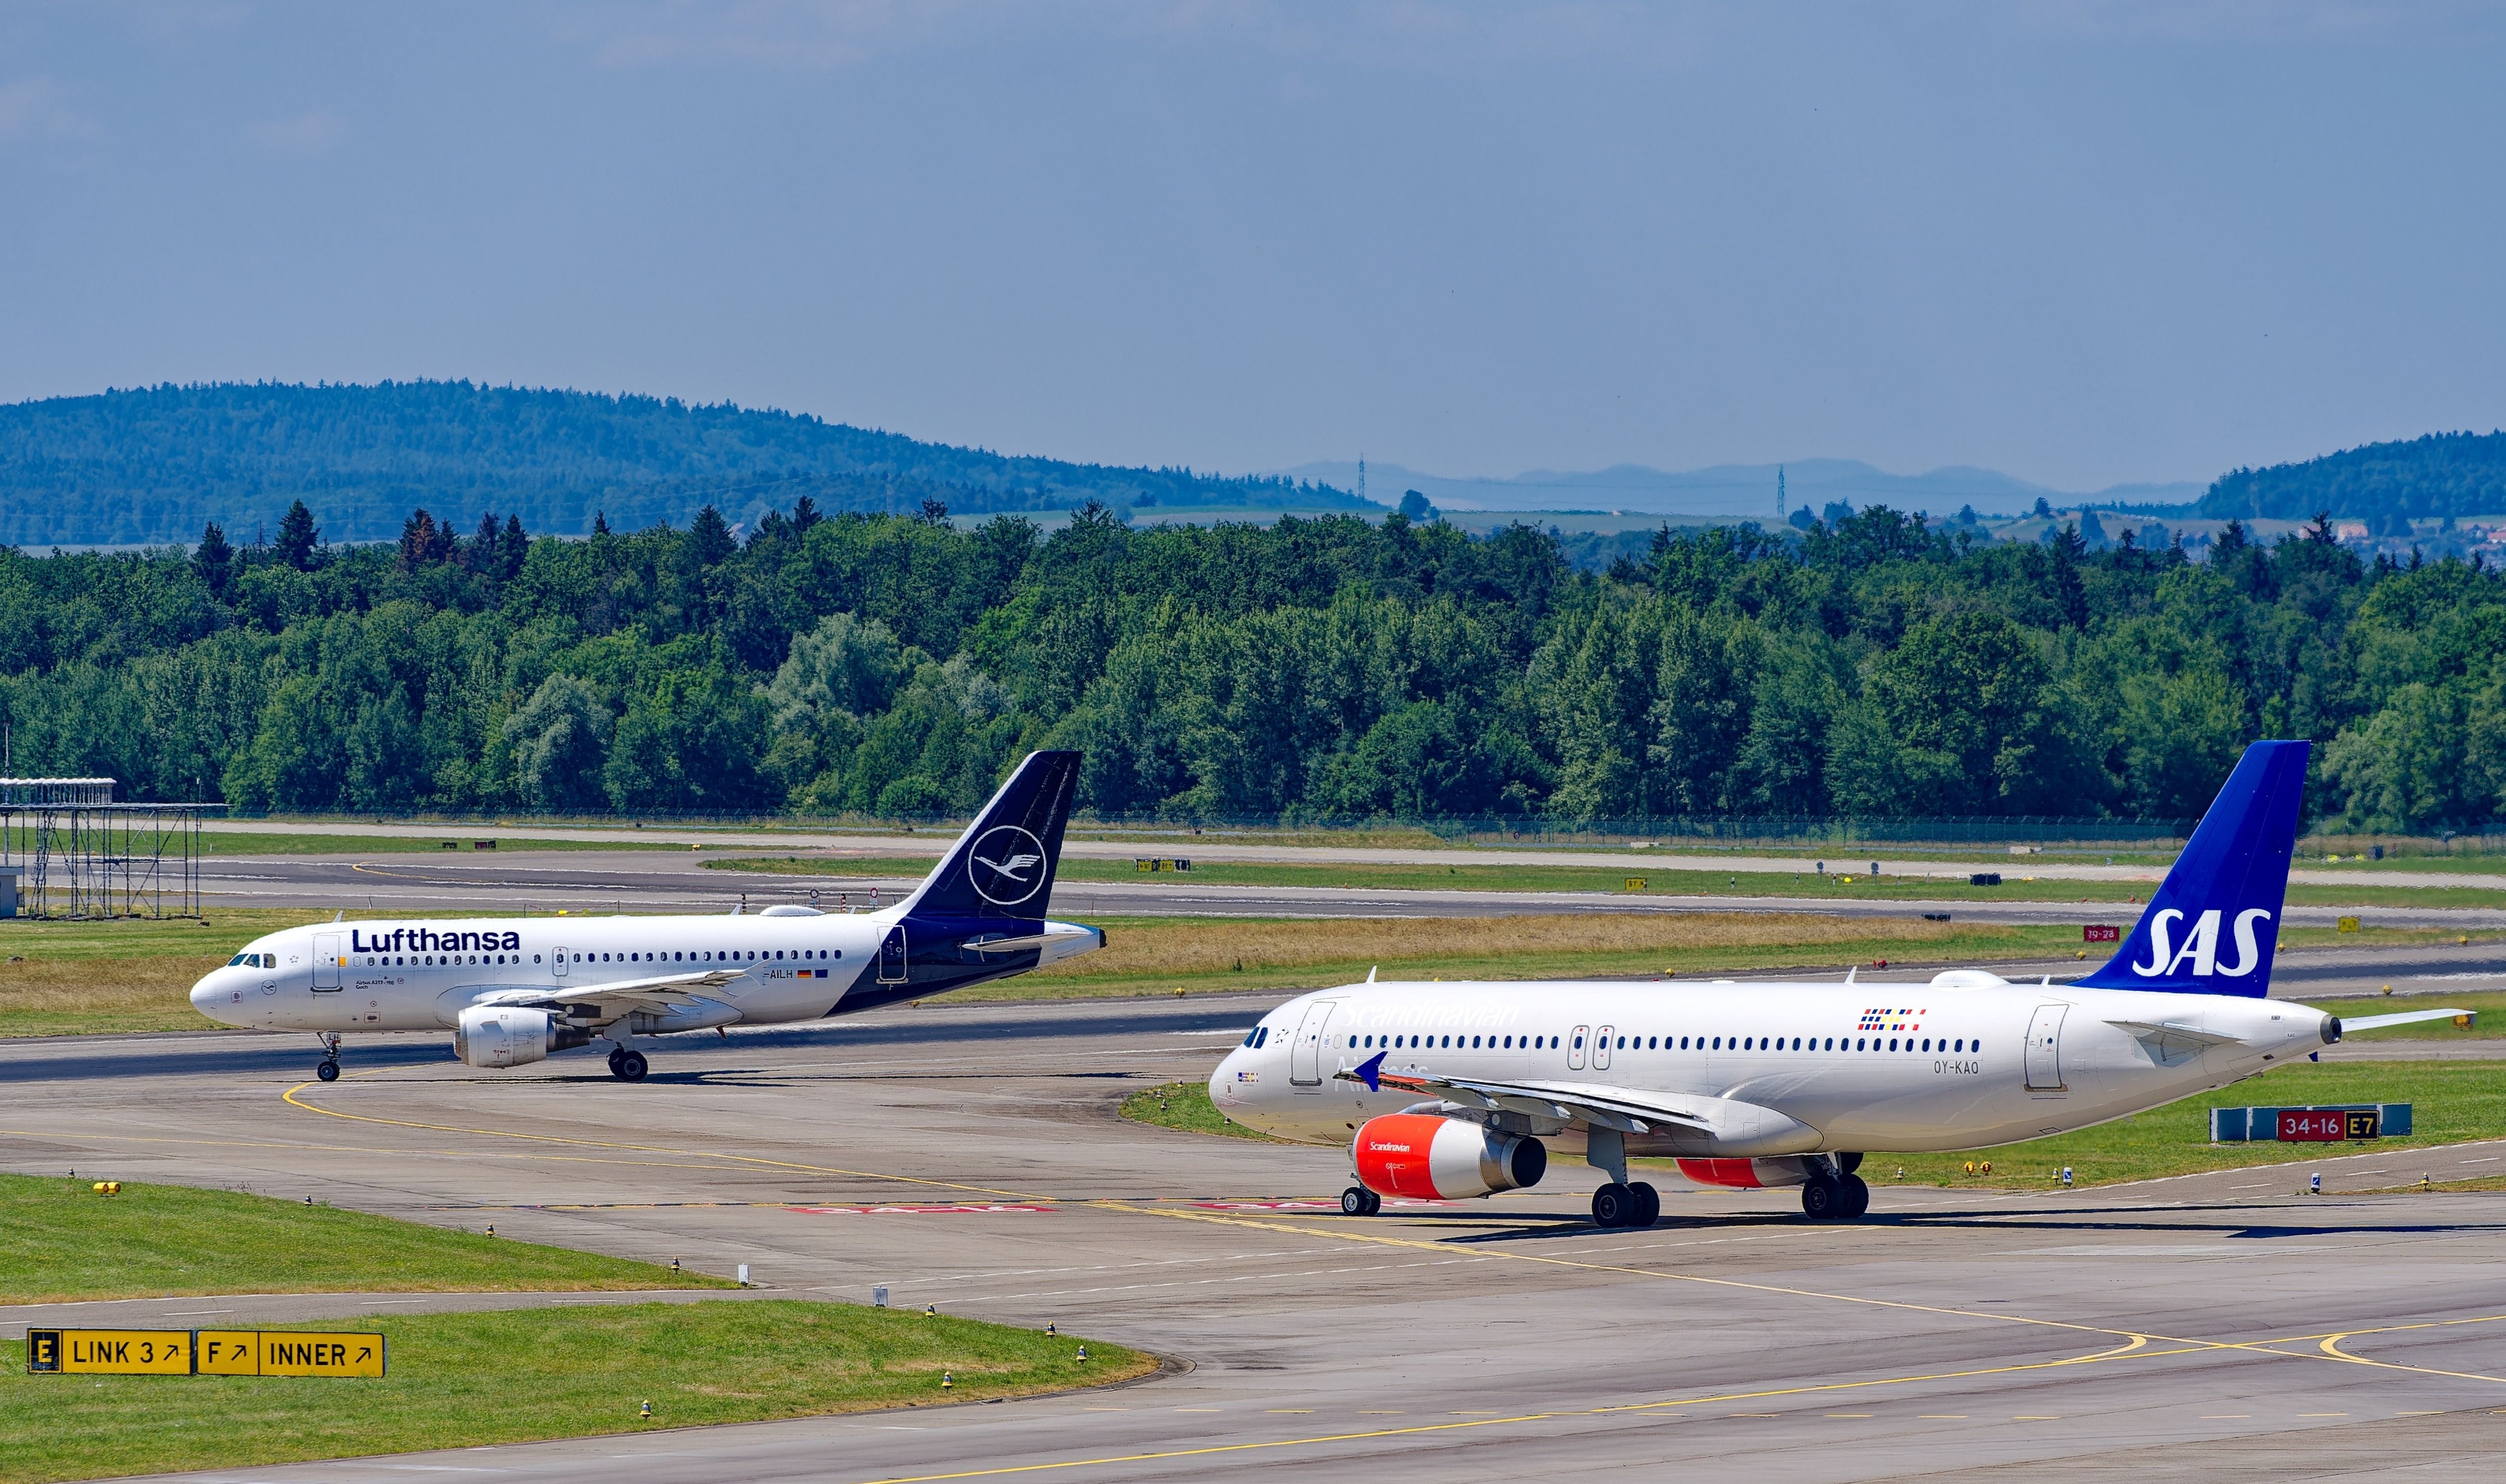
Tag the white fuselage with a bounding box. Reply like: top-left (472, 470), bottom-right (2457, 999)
top-left (189, 910), bottom-right (1097, 1036)
top-left (1209, 974), bottom-right (2336, 1155)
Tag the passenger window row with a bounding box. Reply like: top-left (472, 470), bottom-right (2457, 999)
top-left (1339, 1032), bottom-right (1981, 1055)
top-left (356, 948), bottom-right (844, 969)
top-left (1352, 1034), bottom-right (1563, 1050)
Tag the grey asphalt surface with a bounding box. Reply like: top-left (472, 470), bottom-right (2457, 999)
top-left (198, 849), bottom-right (2506, 932)
top-left (191, 849), bottom-right (2506, 1001)
top-left (203, 818), bottom-right (2506, 892)
top-left (7, 988), bottom-right (2506, 1482)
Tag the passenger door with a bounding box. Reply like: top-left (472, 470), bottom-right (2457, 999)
top-left (879, 927), bottom-right (908, 984)
top-left (313, 934), bottom-right (342, 992)
top-left (1289, 999), bottom-right (1340, 1087)
top-left (2024, 1004), bottom-right (2069, 1093)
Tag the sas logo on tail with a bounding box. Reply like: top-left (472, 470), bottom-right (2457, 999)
top-left (2131, 908), bottom-right (2271, 978)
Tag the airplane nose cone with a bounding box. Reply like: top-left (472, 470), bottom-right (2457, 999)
top-left (190, 973), bottom-right (234, 1024)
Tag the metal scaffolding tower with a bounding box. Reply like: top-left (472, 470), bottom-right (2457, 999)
top-left (0, 779), bottom-right (217, 919)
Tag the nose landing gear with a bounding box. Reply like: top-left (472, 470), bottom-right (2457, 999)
top-left (1340, 1186), bottom-right (1382, 1216)
top-left (314, 1033), bottom-right (341, 1082)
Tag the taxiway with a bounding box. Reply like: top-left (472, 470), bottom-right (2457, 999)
top-left (6, 990), bottom-right (2505, 1482)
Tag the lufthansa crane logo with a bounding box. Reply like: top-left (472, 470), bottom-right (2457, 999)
top-left (969, 825), bottom-right (1047, 907)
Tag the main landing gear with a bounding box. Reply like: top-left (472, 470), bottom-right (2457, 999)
top-left (1800, 1155), bottom-right (1871, 1221)
top-left (314, 1033), bottom-right (341, 1082)
top-left (607, 1047), bottom-right (649, 1082)
top-left (1590, 1181), bottom-right (1661, 1229)
top-left (1341, 1186), bottom-right (1383, 1216)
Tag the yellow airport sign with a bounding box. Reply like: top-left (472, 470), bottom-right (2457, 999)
top-left (27, 1329), bottom-right (193, 1374)
top-left (259, 1331), bottom-right (387, 1377)
top-left (198, 1329), bottom-right (386, 1377)
top-left (2337, 915), bottom-right (2361, 933)
top-left (27, 1327), bottom-right (385, 1377)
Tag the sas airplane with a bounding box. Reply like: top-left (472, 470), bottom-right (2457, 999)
top-left (1210, 741), bottom-right (2464, 1226)
top-left (190, 750), bottom-right (1100, 1084)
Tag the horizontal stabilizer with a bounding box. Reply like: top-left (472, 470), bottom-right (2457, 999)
top-left (2331, 1006), bottom-right (2471, 1034)
top-left (2104, 1017), bottom-right (2245, 1049)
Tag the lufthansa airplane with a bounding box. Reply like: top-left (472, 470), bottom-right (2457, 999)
top-left (190, 751), bottom-right (1100, 1083)
top-left (1210, 741), bottom-right (2465, 1226)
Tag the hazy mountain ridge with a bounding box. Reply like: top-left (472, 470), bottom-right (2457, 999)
top-left (0, 382), bottom-right (1365, 546)
top-left (2200, 431), bottom-right (2506, 526)
top-left (1278, 457), bottom-right (2204, 521)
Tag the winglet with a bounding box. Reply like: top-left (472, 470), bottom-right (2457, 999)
top-left (1354, 1051), bottom-right (1386, 1092)
top-left (1366, 965), bottom-right (1377, 984)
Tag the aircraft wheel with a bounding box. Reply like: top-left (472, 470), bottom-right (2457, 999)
top-left (1361, 1190), bottom-right (1382, 1216)
top-left (1839, 1174), bottom-right (1870, 1219)
top-left (1835, 1152), bottom-right (1864, 1175)
top-left (316, 1060), bottom-right (340, 1083)
top-left (607, 1048), bottom-right (626, 1074)
top-left (1342, 1186), bottom-right (1372, 1216)
top-left (1801, 1178), bottom-right (1841, 1220)
top-left (1629, 1182), bottom-right (1661, 1228)
top-left (1591, 1183), bottom-right (1633, 1228)
top-left (616, 1050), bottom-right (649, 1082)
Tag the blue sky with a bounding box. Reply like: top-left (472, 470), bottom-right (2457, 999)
top-left (3, 2), bottom-right (2501, 491)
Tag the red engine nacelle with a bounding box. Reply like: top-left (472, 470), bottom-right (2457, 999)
top-left (1676, 1156), bottom-right (1817, 1190)
top-left (1352, 1114), bottom-right (1547, 1201)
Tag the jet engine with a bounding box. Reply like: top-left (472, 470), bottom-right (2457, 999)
top-left (1352, 1113), bottom-right (1546, 1200)
top-left (453, 1005), bottom-right (591, 1069)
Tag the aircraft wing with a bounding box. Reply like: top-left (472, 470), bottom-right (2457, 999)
top-left (1333, 1055), bottom-right (1713, 1135)
top-left (468, 968), bottom-right (748, 1020)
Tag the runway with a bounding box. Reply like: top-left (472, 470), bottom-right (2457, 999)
top-left (190, 850), bottom-right (2506, 1001)
top-left (198, 850), bottom-right (2506, 935)
top-left (7, 993), bottom-right (2506, 1481)
top-left (204, 818), bottom-right (2506, 893)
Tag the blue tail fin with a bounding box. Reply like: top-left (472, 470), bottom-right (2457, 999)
top-left (890, 750), bottom-right (1081, 922)
top-left (2074, 740), bottom-right (2309, 997)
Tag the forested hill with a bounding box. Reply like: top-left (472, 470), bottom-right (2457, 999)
top-left (2200, 431), bottom-right (2506, 526)
top-left (0, 382), bottom-right (1364, 546)
top-left (2, 502), bottom-right (2500, 833)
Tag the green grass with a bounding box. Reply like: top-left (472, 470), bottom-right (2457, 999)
top-left (199, 829), bottom-right (671, 856)
top-left (0, 1173), bottom-right (729, 1304)
top-left (1119, 1081), bottom-right (1284, 1141)
top-left (706, 852), bottom-right (2506, 909)
top-left (1126, 1061), bottom-right (2504, 1190)
top-left (0, 1301), bottom-right (1151, 1483)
